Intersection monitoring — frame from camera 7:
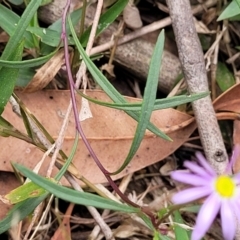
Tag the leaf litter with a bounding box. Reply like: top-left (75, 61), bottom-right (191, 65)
top-left (1, 0), bottom-right (240, 239)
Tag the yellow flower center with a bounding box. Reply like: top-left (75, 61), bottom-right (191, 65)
top-left (215, 176), bottom-right (235, 198)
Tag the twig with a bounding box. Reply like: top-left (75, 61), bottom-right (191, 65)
top-left (90, 0), bottom-right (217, 55)
top-left (166, 0), bottom-right (228, 173)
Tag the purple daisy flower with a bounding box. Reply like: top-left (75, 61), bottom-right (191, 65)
top-left (170, 149), bottom-right (240, 240)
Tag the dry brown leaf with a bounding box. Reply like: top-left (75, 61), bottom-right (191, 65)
top-left (212, 83), bottom-right (240, 172)
top-left (23, 49), bottom-right (65, 92)
top-left (233, 121), bottom-right (240, 173)
top-left (213, 82), bottom-right (240, 112)
top-left (1, 90), bottom-right (195, 185)
top-left (0, 172), bottom-right (20, 220)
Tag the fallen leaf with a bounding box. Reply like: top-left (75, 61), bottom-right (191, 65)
top-left (213, 82), bottom-right (240, 112)
top-left (0, 172), bottom-right (20, 220)
top-left (233, 121), bottom-right (240, 173)
top-left (1, 90), bottom-right (195, 185)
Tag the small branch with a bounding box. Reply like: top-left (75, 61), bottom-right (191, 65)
top-left (90, 0), bottom-right (217, 55)
top-left (166, 0), bottom-right (228, 174)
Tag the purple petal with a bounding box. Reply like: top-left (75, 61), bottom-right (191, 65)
top-left (171, 171), bottom-right (210, 186)
top-left (184, 161), bottom-right (213, 179)
top-left (172, 186), bottom-right (212, 205)
top-left (234, 173), bottom-right (240, 185)
top-left (226, 145), bottom-right (240, 174)
top-left (220, 201), bottom-right (236, 240)
top-left (230, 199), bottom-right (240, 223)
top-left (191, 193), bottom-right (220, 240)
top-left (195, 152), bottom-right (216, 177)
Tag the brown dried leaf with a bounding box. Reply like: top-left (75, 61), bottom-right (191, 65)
top-left (1, 90), bottom-right (195, 185)
top-left (233, 121), bottom-right (240, 173)
top-left (213, 82), bottom-right (240, 112)
top-left (0, 172), bottom-right (20, 220)
top-left (23, 49), bottom-right (65, 93)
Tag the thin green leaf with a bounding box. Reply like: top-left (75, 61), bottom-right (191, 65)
top-left (16, 68), bottom-right (36, 87)
top-left (77, 90), bottom-right (209, 111)
top-left (14, 164), bottom-right (140, 213)
top-left (216, 62), bottom-right (235, 91)
top-left (173, 210), bottom-right (190, 240)
top-left (5, 182), bottom-right (48, 204)
top-left (80, 0), bottom-right (128, 46)
top-left (218, 1), bottom-right (240, 21)
top-left (235, 0), bottom-right (240, 8)
top-left (0, 50), bottom-right (57, 69)
top-left (8, 0), bottom-right (23, 5)
top-left (27, 27), bottom-right (74, 47)
top-left (0, 41), bottom-right (24, 114)
top-left (0, 193), bottom-right (48, 234)
top-left (0, 4), bottom-right (35, 48)
top-left (55, 132), bottom-right (79, 181)
top-left (113, 30), bottom-right (165, 174)
top-left (0, 0), bottom-right (42, 61)
top-left (68, 16), bottom-right (171, 141)
top-left (153, 231), bottom-right (171, 240)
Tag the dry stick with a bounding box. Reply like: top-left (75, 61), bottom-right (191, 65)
top-left (90, 0), bottom-right (217, 56)
top-left (166, 0), bottom-right (228, 174)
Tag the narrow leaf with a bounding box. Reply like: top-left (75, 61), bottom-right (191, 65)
top-left (218, 1), bottom-right (240, 21)
top-left (5, 182), bottom-right (47, 204)
top-left (0, 4), bottom-right (34, 48)
top-left (77, 90), bottom-right (209, 111)
top-left (113, 30), bottom-right (165, 174)
top-left (0, 50), bottom-right (57, 68)
top-left (27, 27), bottom-right (74, 47)
top-left (216, 62), bottom-right (235, 92)
top-left (14, 164), bottom-right (140, 213)
top-left (0, 193), bottom-right (48, 234)
top-left (0, 41), bottom-right (24, 114)
top-left (68, 17), bottom-right (171, 141)
top-left (0, 0), bottom-right (42, 61)
top-left (173, 211), bottom-right (190, 240)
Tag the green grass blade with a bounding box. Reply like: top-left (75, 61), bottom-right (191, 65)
top-left (0, 4), bottom-right (35, 48)
top-left (173, 210), bottom-right (190, 240)
top-left (27, 27), bottom-right (74, 47)
top-left (0, 0), bottom-right (42, 61)
top-left (0, 193), bottom-right (48, 234)
top-left (80, 0), bottom-right (128, 46)
top-left (112, 30), bottom-right (165, 174)
top-left (0, 50), bottom-right (57, 68)
top-left (77, 90), bottom-right (209, 111)
top-left (217, 1), bottom-right (240, 21)
top-left (55, 132), bottom-right (79, 181)
top-left (69, 17), bottom-right (170, 141)
top-left (0, 41), bottom-right (24, 114)
top-left (14, 164), bottom-right (140, 213)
